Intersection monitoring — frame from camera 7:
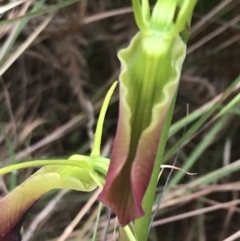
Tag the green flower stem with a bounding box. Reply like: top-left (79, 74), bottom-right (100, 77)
top-left (123, 226), bottom-right (138, 241)
top-left (92, 202), bottom-right (103, 241)
top-left (0, 157), bottom-right (110, 175)
top-left (134, 93), bottom-right (177, 240)
top-left (0, 159), bottom-right (88, 175)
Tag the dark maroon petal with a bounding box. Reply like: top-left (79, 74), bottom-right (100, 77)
top-left (0, 206), bottom-right (32, 241)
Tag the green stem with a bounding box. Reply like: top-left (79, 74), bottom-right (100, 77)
top-left (123, 226), bottom-right (138, 241)
top-left (0, 158), bottom-right (91, 175)
top-left (134, 93), bottom-right (177, 240)
top-left (92, 202), bottom-right (103, 241)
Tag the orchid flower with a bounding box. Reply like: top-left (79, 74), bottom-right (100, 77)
top-left (99, 0), bottom-right (197, 227)
top-left (0, 0), bottom-right (198, 240)
top-left (0, 82), bottom-right (117, 241)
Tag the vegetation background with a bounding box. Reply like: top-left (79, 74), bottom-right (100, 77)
top-left (0, 0), bottom-right (240, 240)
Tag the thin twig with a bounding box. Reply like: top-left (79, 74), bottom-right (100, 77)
top-left (152, 199), bottom-right (240, 226)
top-left (223, 230), bottom-right (240, 241)
top-left (22, 190), bottom-right (68, 241)
top-left (187, 14), bottom-right (240, 54)
top-left (190, 0), bottom-right (235, 37)
top-left (0, 14), bottom-right (54, 75)
top-left (57, 189), bottom-right (101, 241)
